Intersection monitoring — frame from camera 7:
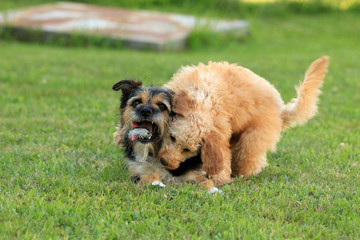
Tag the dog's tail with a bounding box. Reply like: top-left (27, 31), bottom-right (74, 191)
top-left (281, 56), bottom-right (329, 129)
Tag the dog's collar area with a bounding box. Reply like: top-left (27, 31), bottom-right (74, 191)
top-left (167, 153), bottom-right (202, 176)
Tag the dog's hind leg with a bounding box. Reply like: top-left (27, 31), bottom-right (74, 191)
top-left (231, 120), bottom-right (282, 178)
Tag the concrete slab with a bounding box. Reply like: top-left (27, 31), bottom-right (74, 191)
top-left (0, 2), bottom-right (249, 51)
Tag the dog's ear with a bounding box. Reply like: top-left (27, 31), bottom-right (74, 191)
top-left (171, 90), bottom-right (196, 117)
top-left (112, 80), bottom-right (142, 91)
top-left (201, 131), bottom-right (224, 176)
top-left (113, 80), bottom-right (143, 109)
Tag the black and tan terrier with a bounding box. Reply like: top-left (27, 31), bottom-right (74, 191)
top-left (112, 80), bottom-right (207, 187)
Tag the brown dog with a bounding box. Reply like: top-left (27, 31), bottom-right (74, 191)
top-left (158, 57), bottom-right (329, 185)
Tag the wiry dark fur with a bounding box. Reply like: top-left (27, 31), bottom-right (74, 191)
top-left (113, 80), bottom-right (173, 161)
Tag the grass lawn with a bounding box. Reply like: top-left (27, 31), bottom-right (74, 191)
top-left (0, 1), bottom-right (359, 239)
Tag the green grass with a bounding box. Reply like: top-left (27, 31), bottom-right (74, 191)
top-left (1, 1), bottom-right (360, 239)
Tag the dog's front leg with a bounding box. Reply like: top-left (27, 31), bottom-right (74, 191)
top-left (139, 173), bottom-right (166, 187)
top-left (202, 131), bottom-right (232, 184)
top-left (199, 179), bottom-right (222, 194)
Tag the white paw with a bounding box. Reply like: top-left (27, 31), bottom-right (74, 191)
top-left (207, 187), bottom-right (223, 194)
top-left (151, 181), bottom-right (166, 187)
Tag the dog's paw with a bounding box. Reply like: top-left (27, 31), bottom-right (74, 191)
top-left (151, 181), bottom-right (166, 187)
top-left (207, 187), bottom-right (223, 194)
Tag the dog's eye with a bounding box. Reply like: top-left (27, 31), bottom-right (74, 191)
top-left (170, 136), bottom-right (176, 142)
top-left (157, 103), bottom-right (167, 111)
top-left (183, 148), bottom-right (190, 152)
top-left (132, 99), bottom-right (142, 107)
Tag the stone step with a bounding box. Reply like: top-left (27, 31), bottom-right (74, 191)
top-left (0, 2), bottom-right (249, 51)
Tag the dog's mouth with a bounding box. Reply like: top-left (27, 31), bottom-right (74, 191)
top-left (131, 121), bottom-right (158, 143)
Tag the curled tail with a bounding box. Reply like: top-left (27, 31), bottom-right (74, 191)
top-left (282, 56), bottom-right (329, 129)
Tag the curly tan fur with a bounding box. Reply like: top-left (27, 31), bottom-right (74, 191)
top-left (158, 57), bottom-right (329, 185)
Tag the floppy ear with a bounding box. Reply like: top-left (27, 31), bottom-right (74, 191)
top-left (112, 80), bottom-right (143, 109)
top-left (171, 90), bottom-right (196, 117)
top-left (201, 131), bottom-right (224, 176)
top-left (112, 80), bottom-right (142, 91)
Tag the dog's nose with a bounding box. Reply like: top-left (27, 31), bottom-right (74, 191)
top-left (140, 107), bottom-right (153, 117)
top-left (160, 158), bottom-right (168, 166)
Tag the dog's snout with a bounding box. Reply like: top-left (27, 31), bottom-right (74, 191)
top-left (140, 106), bottom-right (153, 117)
top-left (160, 158), bottom-right (168, 166)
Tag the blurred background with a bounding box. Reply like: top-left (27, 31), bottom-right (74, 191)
top-left (1, 0), bottom-right (360, 50)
